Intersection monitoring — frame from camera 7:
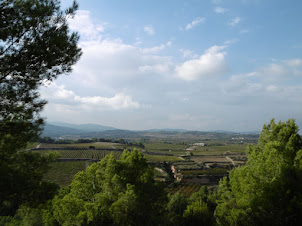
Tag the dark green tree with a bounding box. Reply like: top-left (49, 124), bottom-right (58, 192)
top-left (166, 192), bottom-right (188, 225)
top-left (183, 199), bottom-right (213, 226)
top-left (215, 119), bottom-right (302, 225)
top-left (180, 185), bottom-right (215, 226)
top-left (50, 149), bottom-right (167, 225)
top-left (0, 0), bottom-right (81, 216)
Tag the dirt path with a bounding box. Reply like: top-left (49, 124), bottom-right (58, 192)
top-left (154, 167), bottom-right (167, 176)
top-left (36, 143), bottom-right (41, 148)
top-left (225, 156), bottom-right (235, 166)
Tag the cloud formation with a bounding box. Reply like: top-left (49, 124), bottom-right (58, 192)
top-left (68, 10), bottom-right (106, 40)
top-left (228, 17), bottom-right (241, 26)
top-left (144, 25), bottom-right (155, 35)
top-left (214, 7), bottom-right (228, 14)
top-left (175, 45), bottom-right (228, 80)
top-left (42, 8), bottom-right (302, 131)
top-left (222, 60), bottom-right (302, 97)
top-left (185, 17), bottom-right (205, 30)
top-left (284, 59), bottom-right (302, 67)
top-left (41, 83), bottom-right (140, 110)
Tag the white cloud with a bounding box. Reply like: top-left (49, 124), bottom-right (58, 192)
top-left (41, 83), bottom-right (140, 110)
top-left (224, 39), bottom-right (239, 45)
top-left (139, 63), bottom-right (171, 74)
top-left (68, 10), bottom-right (106, 40)
top-left (222, 73), bottom-right (262, 95)
top-left (284, 58), bottom-right (302, 67)
top-left (41, 9), bottom-right (302, 131)
top-left (73, 38), bottom-right (174, 87)
top-left (222, 60), bottom-right (302, 97)
top-left (79, 94), bottom-right (140, 110)
top-left (166, 41), bottom-right (172, 47)
top-left (134, 37), bottom-right (142, 45)
top-left (185, 17), bottom-right (205, 30)
top-left (175, 45), bottom-right (228, 81)
top-left (179, 49), bottom-right (194, 58)
top-left (266, 85), bottom-right (282, 93)
top-left (214, 7), bottom-right (228, 14)
top-left (240, 29), bottom-right (250, 34)
top-left (140, 44), bottom-right (166, 54)
top-left (228, 17), bottom-right (241, 26)
top-left (256, 63), bottom-right (289, 82)
top-left (144, 25), bottom-right (155, 35)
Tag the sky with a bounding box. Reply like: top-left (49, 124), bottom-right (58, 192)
top-left (40, 0), bottom-right (302, 132)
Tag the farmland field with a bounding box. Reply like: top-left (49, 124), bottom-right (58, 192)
top-left (33, 149), bottom-right (123, 160)
top-left (172, 161), bottom-right (202, 170)
top-left (44, 161), bottom-right (86, 187)
top-left (144, 154), bottom-right (184, 162)
top-left (144, 142), bottom-right (188, 152)
top-left (166, 182), bottom-right (201, 197)
top-left (190, 144), bottom-right (247, 156)
top-left (36, 138), bottom-right (251, 189)
top-left (191, 156), bottom-right (232, 163)
top-left (38, 142), bottom-right (123, 149)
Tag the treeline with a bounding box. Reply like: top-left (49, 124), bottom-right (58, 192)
top-left (1, 119), bottom-right (302, 225)
top-left (39, 137), bottom-right (145, 148)
top-left (1, 149), bottom-right (216, 225)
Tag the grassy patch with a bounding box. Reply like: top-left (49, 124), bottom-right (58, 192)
top-left (191, 144), bottom-right (247, 156)
top-left (34, 150), bottom-right (123, 160)
top-left (144, 142), bottom-right (188, 151)
top-left (24, 142), bottom-right (38, 149)
top-left (44, 161), bottom-right (86, 187)
top-left (39, 142), bottom-right (123, 149)
top-left (144, 154), bottom-right (184, 162)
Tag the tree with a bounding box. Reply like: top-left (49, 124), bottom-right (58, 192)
top-left (0, 0), bottom-right (81, 216)
top-left (215, 119), bottom-right (302, 225)
top-left (50, 149), bottom-right (167, 225)
top-left (183, 200), bottom-right (213, 226)
top-left (166, 192), bottom-right (188, 225)
top-left (181, 185), bottom-right (215, 226)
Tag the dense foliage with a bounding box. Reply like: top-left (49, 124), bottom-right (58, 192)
top-left (47, 149), bottom-right (167, 225)
top-left (0, 0), bottom-right (81, 215)
top-left (215, 119), bottom-right (302, 225)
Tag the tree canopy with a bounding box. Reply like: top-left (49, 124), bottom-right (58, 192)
top-left (49, 149), bottom-right (167, 225)
top-left (0, 0), bottom-right (81, 215)
top-left (0, 0), bottom-right (81, 153)
top-left (215, 119), bottom-right (302, 225)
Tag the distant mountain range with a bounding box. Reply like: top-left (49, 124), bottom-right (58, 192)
top-left (49, 122), bottom-right (116, 132)
top-left (42, 122), bottom-right (260, 140)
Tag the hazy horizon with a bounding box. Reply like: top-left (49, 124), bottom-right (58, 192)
top-left (46, 120), bottom-right (261, 133)
top-left (41, 0), bottom-right (302, 132)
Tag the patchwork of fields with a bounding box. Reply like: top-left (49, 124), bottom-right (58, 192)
top-left (31, 138), bottom-right (251, 196)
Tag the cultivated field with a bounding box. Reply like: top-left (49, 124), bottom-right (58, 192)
top-left (38, 142), bottom-right (123, 149)
top-left (32, 136), bottom-right (251, 194)
top-left (44, 161), bottom-right (86, 187)
top-left (33, 149), bottom-right (123, 160)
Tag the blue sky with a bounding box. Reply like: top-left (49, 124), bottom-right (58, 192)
top-left (41, 0), bottom-right (302, 131)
